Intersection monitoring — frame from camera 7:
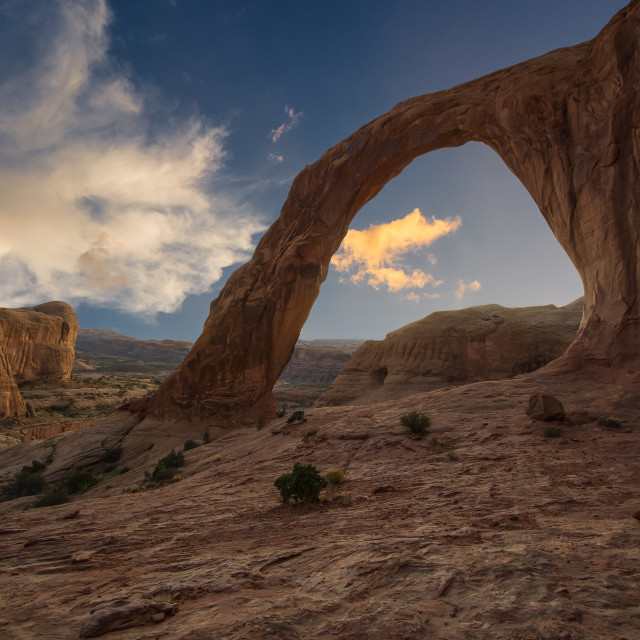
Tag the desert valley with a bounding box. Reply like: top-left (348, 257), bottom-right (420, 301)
top-left (1, 1), bottom-right (640, 639)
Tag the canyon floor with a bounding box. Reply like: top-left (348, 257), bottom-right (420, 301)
top-left (1, 365), bottom-right (639, 639)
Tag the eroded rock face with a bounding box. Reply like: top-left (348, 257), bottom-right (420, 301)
top-left (0, 301), bottom-right (79, 418)
top-left (317, 301), bottom-right (583, 407)
top-left (0, 326), bottom-right (25, 418)
top-left (149, 2), bottom-right (640, 424)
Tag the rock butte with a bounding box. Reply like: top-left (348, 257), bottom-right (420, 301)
top-left (147, 2), bottom-right (640, 425)
top-left (317, 300), bottom-right (583, 408)
top-left (0, 301), bottom-right (78, 419)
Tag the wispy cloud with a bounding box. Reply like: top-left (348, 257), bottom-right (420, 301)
top-left (454, 279), bottom-right (482, 300)
top-left (0, 0), bottom-right (264, 316)
top-left (267, 153), bottom-right (283, 163)
top-left (331, 208), bottom-right (461, 293)
top-left (270, 105), bottom-right (303, 143)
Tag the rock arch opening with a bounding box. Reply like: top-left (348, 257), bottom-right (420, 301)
top-left (147, 2), bottom-right (640, 425)
top-left (299, 143), bottom-right (582, 342)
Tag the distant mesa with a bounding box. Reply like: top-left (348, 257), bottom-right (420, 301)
top-left (73, 328), bottom-right (194, 375)
top-left (316, 300), bottom-right (583, 407)
top-left (147, 2), bottom-right (640, 426)
top-left (0, 301), bottom-right (78, 418)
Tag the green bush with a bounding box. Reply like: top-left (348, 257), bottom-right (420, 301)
top-left (542, 425), bottom-right (562, 438)
top-left (324, 469), bottom-right (345, 484)
top-left (3, 461), bottom-right (46, 500)
top-left (162, 449), bottom-right (185, 468)
top-left (183, 439), bottom-right (200, 451)
top-left (287, 410), bottom-right (307, 424)
top-left (400, 411), bottom-right (431, 436)
top-left (274, 463), bottom-right (327, 505)
top-left (33, 485), bottom-right (69, 508)
top-left (202, 428), bottom-right (211, 444)
top-left (275, 408), bottom-right (286, 418)
top-left (150, 449), bottom-right (185, 484)
top-left (257, 414), bottom-right (266, 431)
top-left (100, 446), bottom-right (123, 464)
top-left (64, 469), bottom-right (98, 494)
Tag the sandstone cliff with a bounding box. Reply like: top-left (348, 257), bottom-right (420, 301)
top-left (148, 1), bottom-right (640, 425)
top-left (317, 300), bottom-right (583, 407)
top-left (0, 301), bottom-right (79, 418)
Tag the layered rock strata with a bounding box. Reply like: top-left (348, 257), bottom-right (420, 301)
top-left (148, 2), bottom-right (640, 424)
top-left (317, 301), bottom-right (582, 407)
top-left (0, 301), bottom-right (79, 418)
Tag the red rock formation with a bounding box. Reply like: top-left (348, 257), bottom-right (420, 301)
top-left (0, 326), bottom-right (25, 418)
top-left (0, 301), bottom-right (79, 418)
top-left (148, 2), bottom-right (640, 424)
top-left (317, 301), bottom-right (582, 408)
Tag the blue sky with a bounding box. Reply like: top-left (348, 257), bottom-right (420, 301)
top-left (0, 0), bottom-right (627, 340)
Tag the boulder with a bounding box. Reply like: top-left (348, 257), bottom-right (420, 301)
top-left (317, 301), bottom-right (582, 407)
top-left (526, 393), bottom-right (566, 421)
top-left (147, 2), bottom-right (640, 425)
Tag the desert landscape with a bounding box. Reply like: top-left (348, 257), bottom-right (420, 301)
top-left (1, 1), bottom-right (640, 639)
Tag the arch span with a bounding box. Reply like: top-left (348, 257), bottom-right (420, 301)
top-left (148, 1), bottom-right (640, 424)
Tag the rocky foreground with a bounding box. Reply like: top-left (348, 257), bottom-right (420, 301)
top-left (1, 366), bottom-right (638, 639)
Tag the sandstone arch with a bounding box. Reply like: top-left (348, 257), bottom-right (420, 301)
top-left (148, 2), bottom-right (640, 424)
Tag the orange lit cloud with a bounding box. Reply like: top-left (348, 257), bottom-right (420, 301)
top-left (454, 279), bottom-right (482, 299)
top-left (331, 208), bottom-right (461, 292)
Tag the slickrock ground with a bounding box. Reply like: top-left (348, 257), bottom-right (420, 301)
top-left (1, 368), bottom-right (639, 639)
top-left (318, 301), bottom-right (582, 407)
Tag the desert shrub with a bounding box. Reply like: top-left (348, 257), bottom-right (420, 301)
top-left (257, 414), bottom-right (266, 431)
top-left (287, 410), bottom-right (307, 424)
top-left (446, 450), bottom-right (458, 462)
top-left (64, 469), bottom-right (98, 494)
top-left (325, 469), bottom-right (345, 484)
top-left (275, 408), bottom-right (286, 418)
top-left (183, 439), bottom-right (200, 451)
top-left (33, 485), bottom-right (69, 508)
top-left (163, 449), bottom-right (185, 468)
top-left (274, 463), bottom-right (327, 505)
top-left (150, 449), bottom-right (185, 484)
top-left (400, 411), bottom-right (431, 436)
top-left (100, 446), bottom-right (122, 464)
top-left (542, 425), bottom-right (562, 438)
top-left (3, 461), bottom-right (47, 500)
top-left (202, 428), bottom-right (211, 444)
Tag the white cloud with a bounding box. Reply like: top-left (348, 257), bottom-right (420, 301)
top-left (454, 279), bottom-right (482, 300)
top-left (268, 153), bottom-right (284, 163)
top-left (331, 208), bottom-right (460, 293)
top-left (0, 0), bottom-right (264, 316)
top-left (270, 105), bottom-right (303, 143)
